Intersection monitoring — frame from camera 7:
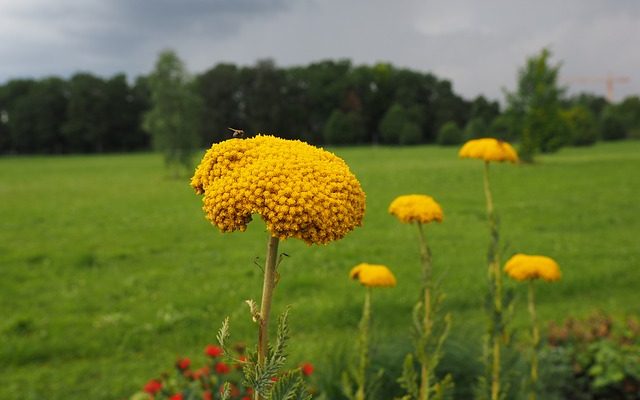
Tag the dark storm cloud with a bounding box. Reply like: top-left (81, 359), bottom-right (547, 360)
top-left (1, 0), bottom-right (639, 100)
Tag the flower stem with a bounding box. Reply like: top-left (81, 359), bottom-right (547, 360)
top-left (256, 235), bottom-right (280, 400)
top-left (356, 287), bottom-right (371, 400)
top-left (484, 161), bottom-right (502, 400)
top-left (528, 281), bottom-right (539, 400)
top-left (416, 222), bottom-right (432, 400)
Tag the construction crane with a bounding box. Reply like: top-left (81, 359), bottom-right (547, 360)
top-left (563, 74), bottom-right (631, 102)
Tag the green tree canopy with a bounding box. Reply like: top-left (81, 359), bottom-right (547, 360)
top-left (143, 50), bottom-right (202, 175)
top-left (505, 48), bottom-right (568, 162)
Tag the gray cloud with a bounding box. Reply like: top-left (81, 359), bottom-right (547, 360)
top-left (0, 0), bottom-right (638, 101)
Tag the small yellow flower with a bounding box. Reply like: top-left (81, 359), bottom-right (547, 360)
top-left (191, 135), bottom-right (366, 245)
top-left (459, 138), bottom-right (519, 163)
top-left (504, 254), bottom-right (561, 282)
top-left (350, 263), bottom-right (397, 288)
top-left (388, 194), bottom-right (443, 224)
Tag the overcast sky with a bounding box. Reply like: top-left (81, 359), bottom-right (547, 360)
top-left (1, 0), bottom-right (639, 102)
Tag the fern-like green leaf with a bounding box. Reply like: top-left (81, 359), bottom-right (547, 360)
top-left (216, 317), bottom-right (231, 357)
top-left (397, 353), bottom-right (418, 399)
top-left (220, 382), bottom-right (231, 400)
top-left (268, 370), bottom-right (303, 400)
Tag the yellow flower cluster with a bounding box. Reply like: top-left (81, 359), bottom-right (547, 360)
top-left (191, 135), bottom-right (366, 245)
top-left (349, 263), bottom-right (397, 288)
top-left (504, 254), bottom-right (561, 282)
top-left (459, 138), bottom-right (519, 163)
top-left (388, 194), bottom-right (443, 224)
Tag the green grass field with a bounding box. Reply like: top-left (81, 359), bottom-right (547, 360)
top-left (1, 141), bottom-right (639, 399)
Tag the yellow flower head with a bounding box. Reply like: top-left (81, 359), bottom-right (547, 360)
top-left (349, 263), bottom-right (397, 288)
top-left (191, 135), bottom-right (366, 245)
top-left (504, 254), bottom-right (561, 282)
top-left (388, 194), bottom-right (443, 224)
top-left (458, 138), bottom-right (519, 163)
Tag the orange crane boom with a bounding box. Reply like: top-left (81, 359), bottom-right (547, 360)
top-left (563, 74), bottom-right (630, 102)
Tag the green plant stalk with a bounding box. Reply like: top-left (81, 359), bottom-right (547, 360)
top-left (256, 235), bottom-right (280, 400)
top-left (528, 281), bottom-right (539, 400)
top-left (356, 287), bottom-right (372, 400)
top-left (484, 161), bottom-right (502, 400)
top-left (417, 222), bottom-right (433, 400)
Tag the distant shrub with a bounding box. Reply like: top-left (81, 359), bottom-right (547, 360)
top-left (379, 103), bottom-right (423, 145)
top-left (436, 121), bottom-right (464, 146)
top-left (489, 114), bottom-right (516, 141)
top-left (561, 105), bottom-right (598, 146)
top-left (464, 117), bottom-right (489, 140)
top-left (323, 109), bottom-right (366, 145)
top-left (601, 109), bottom-right (628, 141)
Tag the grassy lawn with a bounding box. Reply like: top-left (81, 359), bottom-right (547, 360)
top-left (1, 141), bottom-right (639, 399)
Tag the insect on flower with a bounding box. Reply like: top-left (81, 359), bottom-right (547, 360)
top-left (228, 127), bottom-right (245, 138)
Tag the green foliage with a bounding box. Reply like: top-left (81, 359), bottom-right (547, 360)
top-left (323, 109), bottom-right (366, 145)
top-left (539, 313), bottom-right (640, 399)
top-left (379, 103), bottom-right (423, 145)
top-left (143, 50), bottom-right (202, 175)
top-left (600, 107), bottom-right (629, 141)
top-left (505, 48), bottom-right (568, 161)
top-left (488, 115), bottom-right (515, 141)
top-left (561, 105), bottom-right (599, 146)
top-left (436, 122), bottom-right (464, 146)
top-left (464, 117), bottom-right (489, 140)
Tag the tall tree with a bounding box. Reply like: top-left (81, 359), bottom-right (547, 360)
top-left (9, 78), bottom-right (67, 153)
top-left (143, 50), bottom-right (202, 175)
top-left (505, 48), bottom-right (567, 162)
top-left (63, 73), bottom-right (109, 152)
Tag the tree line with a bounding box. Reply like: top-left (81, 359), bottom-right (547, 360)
top-left (1, 50), bottom-right (639, 157)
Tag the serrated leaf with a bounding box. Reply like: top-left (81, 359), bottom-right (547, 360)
top-left (268, 370), bottom-right (302, 400)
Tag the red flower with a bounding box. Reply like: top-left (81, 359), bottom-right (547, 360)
top-left (203, 391), bottom-right (212, 400)
top-left (205, 344), bottom-right (223, 358)
top-left (215, 361), bottom-right (231, 374)
top-left (169, 394), bottom-right (183, 400)
top-left (241, 397), bottom-right (251, 400)
top-left (143, 379), bottom-right (163, 395)
top-left (271, 376), bottom-right (279, 382)
top-left (176, 357), bottom-right (191, 370)
top-left (300, 362), bottom-right (314, 376)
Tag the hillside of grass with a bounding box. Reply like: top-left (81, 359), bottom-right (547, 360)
top-left (1, 141), bottom-right (639, 399)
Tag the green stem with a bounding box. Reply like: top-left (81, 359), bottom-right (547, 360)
top-left (417, 222), bottom-right (432, 400)
top-left (256, 235), bottom-right (280, 400)
top-left (356, 288), bottom-right (371, 400)
top-left (528, 281), bottom-right (539, 400)
top-left (484, 161), bottom-right (502, 400)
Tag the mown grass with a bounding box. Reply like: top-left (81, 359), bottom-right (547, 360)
top-left (1, 141), bottom-right (639, 399)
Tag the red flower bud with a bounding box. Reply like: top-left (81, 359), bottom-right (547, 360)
top-left (205, 344), bottom-right (223, 358)
top-left (169, 394), bottom-right (183, 400)
top-left (203, 391), bottom-right (212, 400)
top-left (300, 362), bottom-right (314, 376)
top-left (176, 357), bottom-right (191, 370)
top-left (215, 362), bottom-right (231, 374)
top-left (143, 379), bottom-right (163, 395)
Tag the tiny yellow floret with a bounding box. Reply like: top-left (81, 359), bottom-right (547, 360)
top-left (388, 194), bottom-right (443, 224)
top-left (350, 263), bottom-right (397, 288)
top-left (459, 138), bottom-right (519, 163)
top-left (504, 254), bottom-right (561, 282)
top-left (191, 135), bottom-right (366, 245)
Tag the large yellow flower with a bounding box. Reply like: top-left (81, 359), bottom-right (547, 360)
top-left (191, 135), bottom-right (366, 245)
top-left (504, 254), bottom-right (561, 282)
top-left (388, 194), bottom-right (443, 224)
top-left (349, 263), bottom-right (397, 288)
top-left (459, 138), bottom-right (519, 163)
